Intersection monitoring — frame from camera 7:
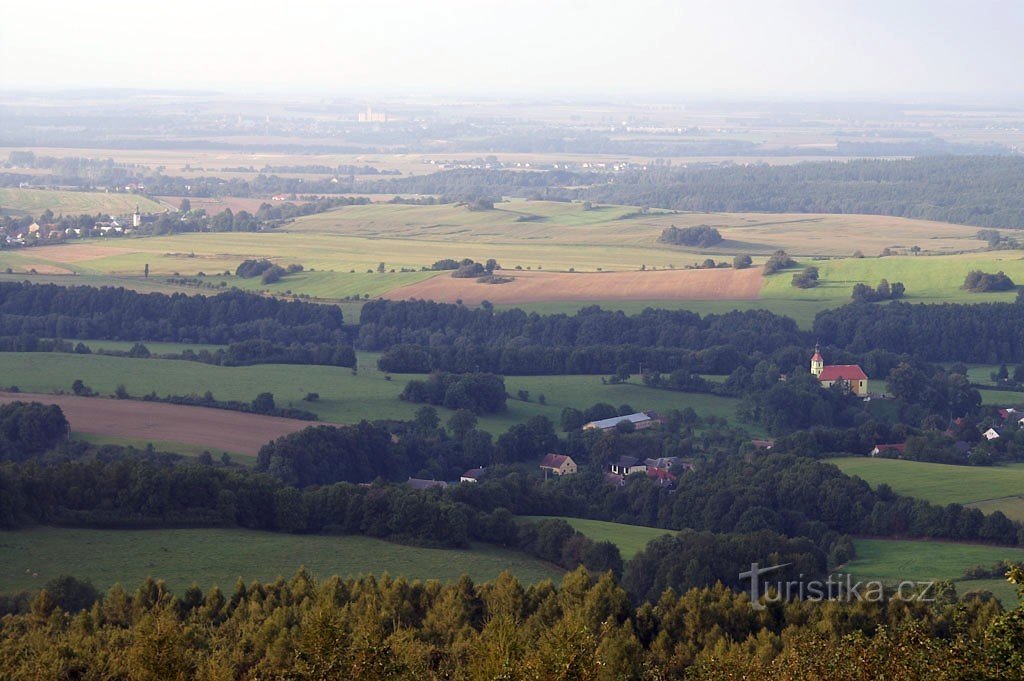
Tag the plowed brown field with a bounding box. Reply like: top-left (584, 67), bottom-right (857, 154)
top-left (0, 392), bottom-right (326, 455)
top-left (381, 266), bottom-right (764, 305)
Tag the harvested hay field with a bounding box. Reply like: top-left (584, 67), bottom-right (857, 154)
top-left (18, 243), bottom-right (140, 263)
top-left (382, 266), bottom-right (764, 305)
top-left (157, 196), bottom-right (272, 214)
top-left (0, 392), bottom-right (323, 456)
top-left (22, 263), bottom-right (73, 275)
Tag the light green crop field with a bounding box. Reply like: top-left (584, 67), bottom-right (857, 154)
top-left (848, 538), bottom-right (1024, 607)
top-left (0, 200), bottom-right (1013, 327)
top-left (0, 527), bottom-right (561, 594)
top-left (760, 252), bottom-right (1024, 307)
top-left (0, 188), bottom-right (166, 216)
top-left (0, 352), bottom-right (744, 439)
top-left (58, 339), bottom-right (226, 354)
top-left (519, 516), bottom-right (672, 559)
top-left (831, 457), bottom-right (1024, 520)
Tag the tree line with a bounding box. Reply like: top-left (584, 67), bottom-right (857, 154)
top-left (0, 281), bottom-right (352, 346)
top-left (0, 565), bottom-right (1018, 679)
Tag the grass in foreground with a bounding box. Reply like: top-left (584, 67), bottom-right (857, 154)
top-left (519, 516), bottom-right (672, 560)
top-left (0, 527), bottom-right (561, 594)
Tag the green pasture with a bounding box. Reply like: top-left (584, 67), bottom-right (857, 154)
top-left (0, 188), bottom-right (165, 217)
top-left (848, 538), bottom-right (1024, 607)
top-left (831, 457), bottom-right (1024, 507)
top-left (0, 527), bottom-right (560, 595)
top-left (519, 516), bottom-right (672, 560)
top-left (0, 351), bottom-right (744, 437)
top-left (831, 457), bottom-right (1024, 522)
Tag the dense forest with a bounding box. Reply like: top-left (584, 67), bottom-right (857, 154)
top-left (370, 156), bottom-right (1024, 228)
top-left (815, 299), bottom-right (1024, 362)
top-left (361, 300), bottom-right (803, 374)
top-left (0, 282), bottom-right (351, 347)
top-left (2, 566), bottom-right (1020, 680)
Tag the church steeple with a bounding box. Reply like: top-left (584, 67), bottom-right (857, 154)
top-left (810, 344), bottom-right (824, 377)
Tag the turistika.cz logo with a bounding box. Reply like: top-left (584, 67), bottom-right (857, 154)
top-left (739, 562), bottom-right (937, 611)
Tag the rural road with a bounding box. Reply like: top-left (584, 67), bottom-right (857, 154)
top-left (0, 392), bottom-right (328, 456)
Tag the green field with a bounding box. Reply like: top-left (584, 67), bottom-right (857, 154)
top-left (0, 188), bottom-right (166, 216)
top-left (0, 351), bottom-right (745, 437)
top-left (519, 516), bottom-right (672, 559)
top-left (848, 538), bottom-right (1024, 607)
top-left (831, 457), bottom-right (1024, 521)
top-left (760, 252), bottom-right (1024, 309)
top-left (0, 199), bottom-right (1007, 327)
top-left (70, 432), bottom-right (248, 461)
top-left (0, 527), bottom-right (560, 594)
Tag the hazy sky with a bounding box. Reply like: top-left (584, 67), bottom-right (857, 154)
top-left (1, 0), bottom-right (1021, 100)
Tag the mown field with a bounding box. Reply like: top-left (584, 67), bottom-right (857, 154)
top-left (0, 188), bottom-right (166, 216)
top-left (848, 538), bottom-right (1024, 607)
top-left (0, 527), bottom-right (560, 594)
top-left (519, 516), bottom-right (672, 560)
top-left (0, 351), bottom-right (745, 443)
top-left (2, 199), bottom-right (1019, 328)
top-left (831, 457), bottom-right (1024, 521)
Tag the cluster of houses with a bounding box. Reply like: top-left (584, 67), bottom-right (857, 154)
top-left (869, 408), bottom-right (1024, 462)
top-left (403, 410), bottom-right (694, 491)
top-left (3, 209), bottom-right (144, 246)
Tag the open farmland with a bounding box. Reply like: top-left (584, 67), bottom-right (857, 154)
top-left (0, 352), bottom-right (746, 440)
top-left (848, 538), bottom-right (1024, 607)
top-left (0, 188), bottom-right (166, 216)
top-left (287, 200), bottom-right (985, 257)
top-left (831, 457), bottom-right (1024, 521)
top-left (0, 527), bottom-right (561, 595)
top-left (519, 516), bottom-right (672, 559)
top-left (0, 391), bottom-right (327, 456)
top-left (383, 267), bottom-right (764, 305)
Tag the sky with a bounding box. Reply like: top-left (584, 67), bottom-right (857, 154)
top-left (1, 0), bottom-right (1022, 101)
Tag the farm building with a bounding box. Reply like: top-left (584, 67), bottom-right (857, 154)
top-left (871, 443), bottom-right (906, 457)
top-left (539, 453), bottom-right (577, 476)
top-left (583, 412), bottom-right (655, 431)
top-left (610, 455), bottom-right (646, 476)
top-left (810, 346), bottom-right (868, 397)
top-left (460, 468), bottom-right (486, 483)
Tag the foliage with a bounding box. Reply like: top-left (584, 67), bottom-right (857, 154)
top-left (658, 224), bottom-right (723, 248)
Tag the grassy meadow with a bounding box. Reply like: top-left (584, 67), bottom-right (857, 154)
top-left (0, 527), bottom-right (561, 594)
top-left (831, 457), bottom-right (1024, 521)
top-left (0, 188), bottom-right (166, 216)
top-left (519, 516), bottom-right (672, 560)
top-left (848, 538), bottom-right (1024, 607)
top-left (0, 351), bottom-right (745, 442)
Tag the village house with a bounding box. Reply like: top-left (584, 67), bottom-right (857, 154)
top-left (460, 467), bottom-right (486, 483)
top-left (810, 345), bottom-right (869, 397)
top-left (539, 453), bottom-right (577, 476)
top-left (583, 411), bottom-right (655, 432)
top-left (646, 467), bottom-right (677, 487)
top-left (871, 443), bottom-right (906, 457)
top-left (609, 455), bottom-right (647, 476)
top-left (984, 427), bottom-right (1001, 441)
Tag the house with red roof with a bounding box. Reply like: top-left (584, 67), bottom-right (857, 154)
top-left (810, 345), bottom-right (869, 397)
top-left (539, 453), bottom-right (577, 477)
top-left (871, 443), bottom-right (905, 457)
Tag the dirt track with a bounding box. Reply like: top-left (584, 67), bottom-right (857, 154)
top-left (0, 392), bottom-right (324, 455)
top-left (382, 267), bottom-right (765, 306)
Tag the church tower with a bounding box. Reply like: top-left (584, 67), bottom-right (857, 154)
top-left (810, 344), bottom-right (824, 377)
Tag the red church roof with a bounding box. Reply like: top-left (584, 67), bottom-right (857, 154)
top-left (818, 365), bottom-right (868, 382)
